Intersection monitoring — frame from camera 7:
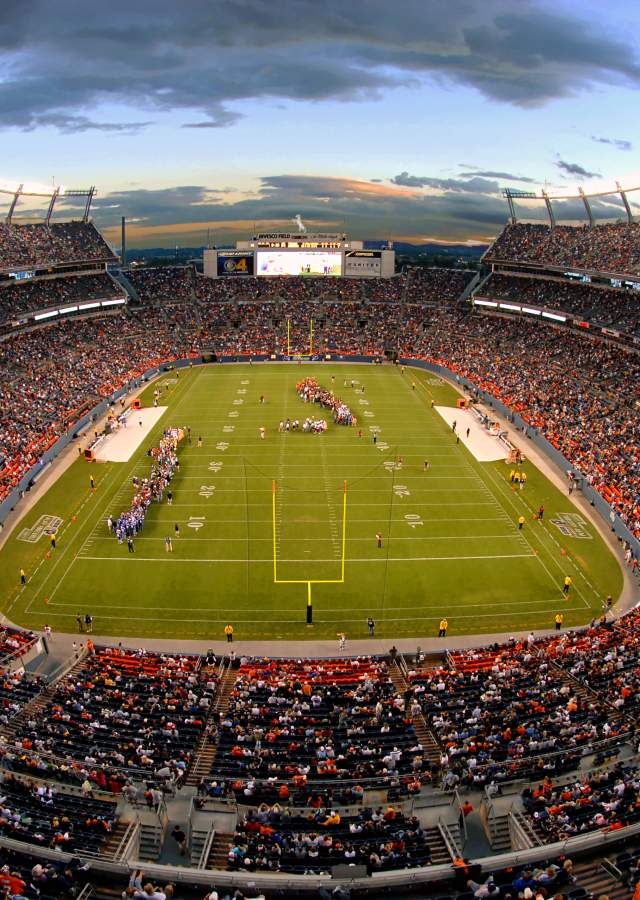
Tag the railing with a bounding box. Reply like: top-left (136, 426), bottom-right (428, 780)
top-left (75, 884), bottom-right (95, 900)
top-left (509, 809), bottom-right (542, 850)
top-left (114, 819), bottom-right (140, 862)
top-left (438, 817), bottom-right (462, 859)
top-left (454, 788), bottom-right (468, 842)
top-left (197, 824), bottom-right (216, 870)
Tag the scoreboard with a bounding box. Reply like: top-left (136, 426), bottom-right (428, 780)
top-left (204, 233), bottom-right (395, 279)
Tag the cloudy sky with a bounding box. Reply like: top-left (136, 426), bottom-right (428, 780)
top-left (1, 0), bottom-right (639, 247)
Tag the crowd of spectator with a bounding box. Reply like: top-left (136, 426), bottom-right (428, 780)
top-left (547, 609), bottom-right (640, 714)
top-left (411, 311), bottom-right (640, 539)
top-left (0, 273), bottom-right (124, 327)
top-left (15, 647), bottom-right (217, 781)
top-left (408, 636), bottom-right (630, 787)
top-left (228, 803), bottom-right (433, 874)
top-left (485, 222), bottom-right (640, 275)
top-left (0, 772), bottom-right (117, 853)
top-left (210, 657), bottom-right (430, 805)
top-left (0, 846), bottom-right (92, 898)
top-left (128, 266), bottom-right (195, 304)
top-left (0, 223), bottom-right (116, 271)
top-left (522, 762), bottom-right (640, 840)
top-left (478, 273), bottom-right (640, 335)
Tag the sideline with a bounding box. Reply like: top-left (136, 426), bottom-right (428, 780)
top-left (411, 365), bottom-right (636, 618)
top-left (0, 374), bottom-right (165, 554)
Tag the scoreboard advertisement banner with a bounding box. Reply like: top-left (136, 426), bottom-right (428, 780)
top-left (217, 251), bottom-right (254, 277)
top-left (344, 250), bottom-right (381, 277)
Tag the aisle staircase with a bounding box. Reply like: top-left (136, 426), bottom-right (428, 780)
top-left (573, 859), bottom-right (630, 900)
top-left (2, 655), bottom-right (89, 738)
top-left (204, 831), bottom-right (234, 869)
top-left (184, 665), bottom-right (237, 786)
top-left (388, 660), bottom-right (442, 767)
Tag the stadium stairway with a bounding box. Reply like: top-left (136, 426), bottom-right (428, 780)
top-left (549, 659), bottom-right (635, 738)
top-left (111, 269), bottom-right (140, 302)
top-left (388, 660), bottom-right (442, 768)
top-left (2, 654), bottom-right (90, 739)
top-left (205, 831), bottom-right (234, 869)
top-left (573, 859), bottom-right (630, 900)
top-left (184, 664), bottom-right (236, 787)
top-left (100, 819), bottom-right (132, 860)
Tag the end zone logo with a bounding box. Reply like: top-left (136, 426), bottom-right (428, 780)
top-left (18, 514), bottom-right (63, 543)
top-left (550, 512), bottom-right (592, 540)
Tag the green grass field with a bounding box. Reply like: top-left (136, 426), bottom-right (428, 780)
top-left (0, 363), bottom-right (622, 641)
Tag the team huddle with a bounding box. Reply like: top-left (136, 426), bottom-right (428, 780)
top-left (296, 377), bottom-right (356, 426)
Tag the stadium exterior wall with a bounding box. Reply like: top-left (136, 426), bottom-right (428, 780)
top-left (2, 354), bottom-right (638, 564)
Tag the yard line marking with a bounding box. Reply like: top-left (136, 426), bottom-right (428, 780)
top-left (79, 532), bottom-right (527, 546)
top-left (75, 552), bottom-right (536, 563)
top-left (26, 366), bottom-right (199, 611)
top-left (23, 607), bottom-right (561, 624)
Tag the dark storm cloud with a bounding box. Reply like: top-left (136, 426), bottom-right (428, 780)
top-left (458, 166), bottom-right (537, 183)
top-left (88, 174), bottom-right (511, 244)
top-left (391, 172), bottom-right (501, 193)
top-left (591, 135), bottom-right (633, 151)
top-left (1, 0), bottom-right (639, 131)
top-left (555, 159), bottom-right (601, 179)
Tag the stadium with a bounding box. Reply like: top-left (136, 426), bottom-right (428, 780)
top-left (0, 172), bottom-right (637, 900)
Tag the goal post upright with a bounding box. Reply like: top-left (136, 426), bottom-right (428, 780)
top-left (271, 478), bottom-right (348, 623)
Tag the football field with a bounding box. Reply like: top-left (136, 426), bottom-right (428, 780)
top-left (0, 363), bottom-right (622, 641)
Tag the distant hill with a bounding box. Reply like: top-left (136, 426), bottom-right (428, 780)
top-left (123, 241), bottom-right (489, 267)
top-left (364, 240), bottom-right (488, 256)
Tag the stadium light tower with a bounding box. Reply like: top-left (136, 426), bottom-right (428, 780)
top-left (541, 190), bottom-right (556, 228)
top-left (616, 181), bottom-right (633, 224)
top-left (578, 187), bottom-right (594, 227)
top-left (2, 183), bottom-right (96, 224)
top-left (6, 185), bottom-right (23, 224)
top-left (501, 188), bottom-right (539, 224)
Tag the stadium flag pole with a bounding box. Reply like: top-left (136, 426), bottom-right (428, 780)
top-left (272, 479), bottom-right (277, 582)
top-left (287, 319), bottom-right (291, 356)
top-left (309, 319), bottom-right (313, 355)
top-left (306, 581), bottom-right (313, 625)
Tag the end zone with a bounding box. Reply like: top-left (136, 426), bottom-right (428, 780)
top-left (93, 407), bottom-right (168, 462)
top-left (434, 406), bottom-right (507, 462)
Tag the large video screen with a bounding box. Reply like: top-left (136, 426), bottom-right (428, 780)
top-left (257, 250), bottom-right (342, 277)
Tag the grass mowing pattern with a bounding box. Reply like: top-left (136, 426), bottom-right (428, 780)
top-left (0, 364), bottom-right (621, 641)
